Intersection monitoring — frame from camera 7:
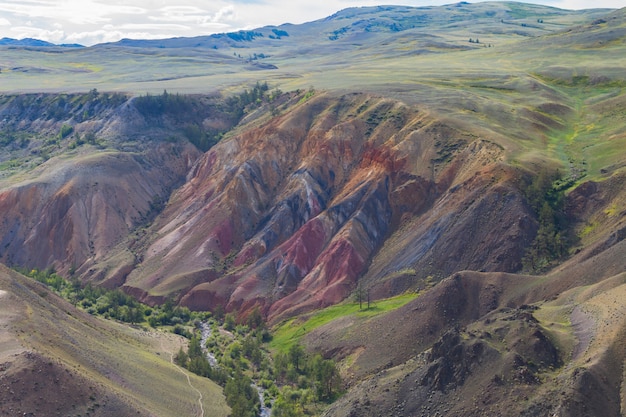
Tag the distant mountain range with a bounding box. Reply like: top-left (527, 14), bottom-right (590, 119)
top-left (0, 37), bottom-right (83, 48)
top-left (3, 1), bottom-right (617, 52)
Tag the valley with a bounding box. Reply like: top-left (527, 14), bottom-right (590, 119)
top-left (1, 2), bottom-right (626, 416)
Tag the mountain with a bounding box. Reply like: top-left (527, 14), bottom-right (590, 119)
top-left (316, 269), bottom-right (626, 416)
top-left (0, 37), bottom-right (56, 47)
top-left (1, 2), bottom-right (626, 417)
top-left (98, 2), bottom-right (611, 51)
top-left (0, 37), bottom-right (83, 48)
top-left (122, 91), bottom-right (535, 322)
top-left (0, 89), bottom-right (543, 320)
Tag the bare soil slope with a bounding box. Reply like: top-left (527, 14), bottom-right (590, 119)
top-left (0, 264), bottom-right (229, 417)
top-left (113, 91), bottom-right (539, 323)
top-left (316, 269), bottom-right (626, 417)
top-left (308, 161), bottom-right (626, 417)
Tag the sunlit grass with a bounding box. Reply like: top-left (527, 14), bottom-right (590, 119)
top-left (533, 303), bottom-right (575, 360)
top-left (270, 292), bottom-right (418, 353)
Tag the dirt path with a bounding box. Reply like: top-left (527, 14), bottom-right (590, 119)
top-left (159, 335), bottom-right (205, 417)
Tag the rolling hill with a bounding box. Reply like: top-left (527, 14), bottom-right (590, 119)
top-left (1, 2), bottom-right (626, 416)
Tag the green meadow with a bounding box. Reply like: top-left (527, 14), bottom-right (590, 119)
top-left (270, 292), bottom-right (418, 353)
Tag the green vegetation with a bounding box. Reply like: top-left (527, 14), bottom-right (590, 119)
top-left (0, 91), bottom-right (124, 174)
top-left (0, 131), bottom-right (30, 148)
top-left (134, 90), bottom-right (195, 118)
top-left (0, 91), bottom-right (126, 123)
top-left (134, 83), bottom-right (274, 152)
top-left (272, 344), bottom-right (342, 412)
top-left (271, 29), bottom-right (290, 38)
top-left (362, 104), bottom-right (407, 136)
top-left (270, 292), bottom-right (418, 353)
top-left (174, 310), bottom-right (343, 416)
top-left (298, 87), bottom-right (316, 104)
top-left (522, 171), bottom-right (569, 273)
top-left (20, 266), bottom-right (347, 416)
top-left (175, 335), bottom-right (228, 383)
top-left (58, 124), bottom-right (74, 139)
top-left (17, 267), bottom-right (203, 326)
top-left (224, 371), bottom-right (260, 417)
top-left (133, 91), bottom-right (222, 152)
top-left (0, 158), bottom-right (23, 171)
top-left (226, 31), bottom-right (264, 42)
top-left (225, 81), bottom-right (271, 117)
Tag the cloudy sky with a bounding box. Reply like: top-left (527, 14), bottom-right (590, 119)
top-left (0, 0), bottom-right (622, 46)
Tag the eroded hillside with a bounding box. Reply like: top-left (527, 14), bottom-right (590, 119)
top-left (1, 3), bottom-right (626, 417)
top-left (116, 91), bottom-right (539, 324)
top-left (1, 74), bottom-right (625, 323)
top-left (0, 93), bottom-right (204, 280)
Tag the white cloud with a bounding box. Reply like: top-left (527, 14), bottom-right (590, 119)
top-left (0, 17), bottom-right (11, 26)
top-left (213, 5), bottom-right (237, 23)
top-left (544, 0), bottom-right (623, 8)
top-left (152, 6), bottom-right (210, 23)
top-left (64, 29), bottom-right (127, 44)
top-left (161, 5), bottom-right (206, 14)
top-left (103, 23), bottom-right (191, 32)
top-left (0, 0), bottom-right (145, 24)
top-left (9, 25), bottom-right (65, 43)
top-left (197, 22), bottom-right (232, 30)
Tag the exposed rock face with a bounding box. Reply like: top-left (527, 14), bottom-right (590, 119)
top-left (309, 170), bottom-right (626, 417)
top-left (6, 90), bottom-right (625, 327)
top-left (0, 91), bottom-right (541, 320)
top-left (305, 271), bottom-right (536, 381)
top-left (4, 89), bottom-right (623, 327)
top-left (317, 270), bottom-right (626, 417)
top-left (111, 92), bottom-right (538, 321)
top-left (0, 146), bottom-right (197, 278)
top-left (0, 93), bottom-right (204, 282)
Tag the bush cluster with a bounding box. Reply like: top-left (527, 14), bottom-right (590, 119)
top-left (133, 83), bottom-right (275, 152)
top-left (20, 268), bottom-right (343, 417)
top-left (522, 170), bottom-right (568, 272)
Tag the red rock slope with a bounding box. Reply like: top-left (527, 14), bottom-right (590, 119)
top-left (119, 92), bottom-right (536, 321)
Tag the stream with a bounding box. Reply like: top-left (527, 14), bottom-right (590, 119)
top-left (200, 322), bottom-right (218, 367)
top-left (200, 322), bottom-right (271, 417)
